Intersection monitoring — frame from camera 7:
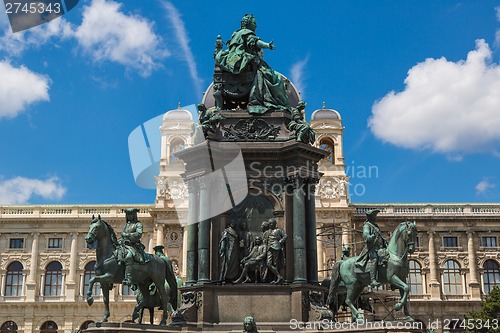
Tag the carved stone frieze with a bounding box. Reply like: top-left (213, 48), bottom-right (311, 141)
top-left (39, 253), bottom-right (70, 269)
top-left (78, 253), bottom-right (96, 268)
top-left (317, 176), bottom-right (348, 201)
top-left (1, 254), bottom-right (31, 269)
top-left (157, 177), bottom-right (188, 200)
top-left (222, 118), bottom-right (280, 140)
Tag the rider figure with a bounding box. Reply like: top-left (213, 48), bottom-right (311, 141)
top-left (355, 209), bottom-right (387, 288)
top-left (120, 208), bottom-right (146, 286)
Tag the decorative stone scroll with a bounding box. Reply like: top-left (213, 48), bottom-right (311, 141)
top-left (222, 118), bottom-right (280, 141)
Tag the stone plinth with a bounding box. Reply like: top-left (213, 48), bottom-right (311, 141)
top-left (178, 284), bottom-right (331, 329)
top-left (83, 321), bottom-right (423, 333)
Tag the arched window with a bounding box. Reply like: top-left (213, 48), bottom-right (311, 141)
top-left (442, 260), bottom-right (462, 295)
top-left (408, 260), bottom-right (423, 295)
top-left (83, 261), bottom-right (100, 296)
top-left (44, 261), bottom-right (63, 296)
top-left (1, 321), bottom-right (18, 332)
top-left (319, 138), bottom-right (335, 164)
top-left (483, 260), bottom-right (500, 295)
top-left (79, 321), bottom-right (94, 331)
top-left (40, 321), bottom-right (58, 333)
top-left (170, 138), bottom-right (185, 164)
top-left (5, 261), bottom-right (23, 296)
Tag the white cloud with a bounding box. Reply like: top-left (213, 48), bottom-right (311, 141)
top-left (369, 39), bottom-right (500, 155)
top-left (163, 1), bottom-right (203, 95)
top-left (290, 56), bottom-right (309, 98)
top-left (74, 0), bottom-right (168, 77)
top-left (0, 17), bottom-right (74, 55)
top-left (475, 178), bottom-right (496, 195)
top-left (0, 60), bottom-right (50, 119)
top-left (0, 176), bottom-right (66, 204)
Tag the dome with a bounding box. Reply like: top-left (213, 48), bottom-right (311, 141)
top-left (163, 103), bottom-right (193, 121)
top-left (311, 103), bottom-right (341, 120)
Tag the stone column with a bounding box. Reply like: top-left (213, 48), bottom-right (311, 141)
top-left (197, 179), bottom-right (211, 284)
top-left (26, 232), bottom-right (39, 301)
top-left (156, 224), bottom-right (165, 247)
top-left (68, 232), bottom-right (78, 283)
top-left (186, 180), bottom-right (199, 285)
top-left (427, 231), bottom-right (441, 300)
top-left (467, 231), bottom-right (481, 299)
top-left (317, 222), bottom-right (325, 281)
top-left (182, 226), bottom-right (188, 278)
top-left (305, 180), bottom-right (318, 284)
top-left (148, 235), bottom-right (154, 254)
top-left (293, 176), bottom-right (307, 284)
top-left (0, 272), bottom-right (5, 296)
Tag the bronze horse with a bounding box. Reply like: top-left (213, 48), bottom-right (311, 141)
top-left (84, 215), bottom-right (178, 325)
top-left (326, 221), bottom-right (417, 322)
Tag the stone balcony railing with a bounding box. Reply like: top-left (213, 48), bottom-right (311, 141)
top-left (0, 204), bottom-right (153, 219)
top-left (354, 203), bottom-right (500, 217)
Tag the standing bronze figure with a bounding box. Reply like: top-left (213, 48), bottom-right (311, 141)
top-left (219, 221), bottom-right (241, 282)
top-left (265, 218), bottom-right (287, 284)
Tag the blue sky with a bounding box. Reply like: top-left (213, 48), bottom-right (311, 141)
top-left (0, 0), bottom-right (499, 205)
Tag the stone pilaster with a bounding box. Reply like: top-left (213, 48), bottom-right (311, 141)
top-left (65, 232), bottom-right (78, 301)
top-left (26, 232), bottom-right (39, 301)
top-left (467, 230), bottom-right (481, 299)
top-left (427, 231), bottom-right (441, 300)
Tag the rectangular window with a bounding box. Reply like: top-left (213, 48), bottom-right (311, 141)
top-left (443, 236), bottom-right (458, 248)
top-left (415, 236), bottom-right (420, 248)
top-left (482, 236), bottom-right (497, 248)
top-left (48, 238), bottom-right (63, 249)
top-left (9, 238), bottom-right (24, 249)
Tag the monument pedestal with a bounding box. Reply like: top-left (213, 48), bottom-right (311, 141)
top-left (178, 284), bottom-right (332, 329)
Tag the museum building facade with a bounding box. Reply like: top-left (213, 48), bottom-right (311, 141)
top-left (0, 105), bottom-right (499, 332)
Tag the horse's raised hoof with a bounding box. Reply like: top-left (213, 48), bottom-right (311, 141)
top-left (87, 296), bottom-right (94, 306)
top-left (394, 302), bottom-right (403, 311)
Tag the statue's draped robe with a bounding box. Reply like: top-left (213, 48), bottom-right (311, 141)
top-left (219, 226), bottom-right (240, 280)
top-left (216, 28), bottom-right (290, 115)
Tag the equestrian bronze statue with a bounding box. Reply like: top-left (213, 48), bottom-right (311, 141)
top-left (84, 213), bottom-right (178, 325)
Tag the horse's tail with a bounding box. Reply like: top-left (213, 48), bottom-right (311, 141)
top-left (165, 259), bottom-right (178, 311)
top-left (326, 260), bottom-right (343, 310)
